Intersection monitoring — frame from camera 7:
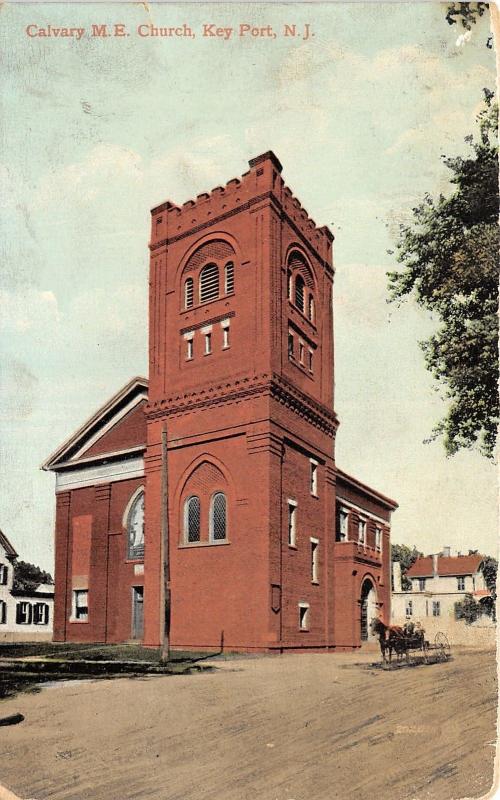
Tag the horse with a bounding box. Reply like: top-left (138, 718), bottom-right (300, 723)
top-left (370, 618), bottom-right (408, 664)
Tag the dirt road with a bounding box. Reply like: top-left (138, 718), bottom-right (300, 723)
top-left (0, 648), bottom-right (496, 800)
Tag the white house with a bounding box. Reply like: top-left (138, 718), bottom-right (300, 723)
top-left (392, 548), bottom-right (495, 646)
top-left (0, 529), bottom-right (54, 642)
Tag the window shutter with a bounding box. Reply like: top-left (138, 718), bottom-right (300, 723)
top-left (184, 277), bottom-right (194, 309)
top-left (295, 276), bottom-right (305, 313)
top-left (225, 262), bottom-right (234, 294)
top-left (199, 264), bottom-right (219, 303)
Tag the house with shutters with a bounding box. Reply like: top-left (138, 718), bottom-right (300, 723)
top-left (0, 530), bottom-right (54, 641)
top-left (391, 548), bottom-right (494, 644)
top-left (43, 151), bottom-right (398, 652)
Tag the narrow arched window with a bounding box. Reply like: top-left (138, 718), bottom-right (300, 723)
top-left (210, 492), bottom-right (227, 541)
top-left (127, 491), bottom-right (145, 559)
top-left (199, 263), bottom-right (219, 303)
top-left (184, 277), bottom-right (194, 309)
top-left (308, 294), bottom-right (315, 323)
top-left (295, 275), bottom-right (305, 313)
top-left (225, 262), bottom-right (234, 294)
top-left (287, 270), bottom-right (292, 299)
top-left (185, 496), bottom-right (201, 543)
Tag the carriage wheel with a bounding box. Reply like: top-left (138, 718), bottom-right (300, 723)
top-left (434, 632), bottom-right (451, 660)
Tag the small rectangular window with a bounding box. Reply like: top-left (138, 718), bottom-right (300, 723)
top-left (358, 520), bottom-right (366, 545)
top-left (225, 262), bottom-right (234, 294)
top-left (375, 528), bottom-right (382, 551)
top-left (288, 501), bottom-right (297, 547)
top-left (405, 600), bottom-right (413, 617)
top-left (222, 326), bottom-right (230, 349)
top-left (457, 576), bottom-right (465, 591)
top-left (186, 338), bottom-right (193, 360)
top-left (299, 603), bottom-right (309, 631)
top-left (338, 509), bottom-right (349, 542)
top-left (299, 342), bottom-right (305, 364)
top-left (432, 601), bottom-right (441, 617)
top-left (73, 590), bottom-right (88, 621)
top-left (311, 539), bottom-right (319, 583)
top-left (310, 460), bottom-right (318, 496)
top-left (0, 565), bottom-right (8, 585)
top-left (204, 332), bottom-right (212, 355)
top-left (288, 332), bottom-right (294, 359)
top-left (16, 602), bottom-right (32, 625)
top-left (0, 601), bottom-right (6, 624)
top-left (308, 350), bottom-right (313, 372)
top-left (33, 603), bottom-right (49, 625)
top-left (418, 578), bottom-right (426, 592)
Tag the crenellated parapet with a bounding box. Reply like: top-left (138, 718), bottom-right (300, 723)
top-left (149, 151), bottom-right (334, 265)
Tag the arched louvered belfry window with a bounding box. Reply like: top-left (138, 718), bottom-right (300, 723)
top-left (127, 491), bottom-right (145, 559)
top-left (185, 496), bottom-right (201, 543)
top-left (295, 275), bottom-right (305, 314)
top-left (184, 277), bottom-right (194, 309)
top-left (210, 492), bottom-right (227, 541)
top-left (225, 262), bottom-right (234, 294)
top-left (308, 294), bottom-right (315, 323)
top-left (199, 263), bottom-right (219, 303)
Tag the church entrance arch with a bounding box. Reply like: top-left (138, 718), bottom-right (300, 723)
top-left (360, 578), bottom-right (377, 641)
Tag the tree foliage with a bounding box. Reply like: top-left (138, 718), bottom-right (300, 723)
top-left (445, 2), bottom-right (492, 47)
top-left (12, 560), bottom-right (54, 593)
top-left (455, 593), bottom-right (482, 623)
top-left (480, 555), bottom-right (497, 599)
top-left (391, 543), bottom-right (422, 590)
top-left (388, 91), bottom-right (499, 459)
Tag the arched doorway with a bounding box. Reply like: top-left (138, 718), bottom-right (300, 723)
top-left (360, 579), bottom-right (377, 641)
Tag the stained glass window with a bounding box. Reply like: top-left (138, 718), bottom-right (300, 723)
top-left (211, 492), bottom-right (227, 541)
top-left (185, 496), bottom-right (201, 543)
top-left (127, 492), bottom-right (145, 559)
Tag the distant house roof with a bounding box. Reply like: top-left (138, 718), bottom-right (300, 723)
top-left (0, 529), bottom-right (18, 559)
top-left (407, 555), bottom-right (484, 578)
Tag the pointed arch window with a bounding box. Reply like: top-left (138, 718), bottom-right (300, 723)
top-left (295, 275), bottom-right (305, 313)
top-left (225, 262), bottom-right (234, 294)
top-left (199, 263), bottom-right (219, 304)
top-left (185, 495), bottom-right (201, 543)
top-left (184, 277), bottom-right (194, 309)
top-left (210, 492), bottom-right (227, 541)
top-left (127, 491), bottom-right (145, 559)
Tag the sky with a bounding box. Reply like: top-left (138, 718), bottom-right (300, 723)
top-left (0, 2), bottom-right (497, 572)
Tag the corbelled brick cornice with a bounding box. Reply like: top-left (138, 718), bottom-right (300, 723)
top-left (145, 373), bottom-right (338, 436)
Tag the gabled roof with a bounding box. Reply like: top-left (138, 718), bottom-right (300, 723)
top-left (42, 377), bottom-right (148, 471)
top-left (407, 555), bottom-right (484, 578)
top-left (0, 529), bottom-right (18, 559)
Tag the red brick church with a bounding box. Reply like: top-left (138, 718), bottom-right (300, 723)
top-left (43, 151), bottom-right (397, 651)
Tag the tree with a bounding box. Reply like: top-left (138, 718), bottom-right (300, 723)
top-left (391, 544), bottom-right (422, 590)
top-left (388, 90), bottom-right (499, 459)
top-left (12, 561), bottom-right (54, 593)
top-left (445, 2), bottom-right (493, 48)
top-left (455, 593), bottom-right (482, 624)
top-left (480, 556), bottom-right (497, 619)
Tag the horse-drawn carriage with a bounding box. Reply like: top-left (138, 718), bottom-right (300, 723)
top-left (371, 619), bottom-right (451, 665)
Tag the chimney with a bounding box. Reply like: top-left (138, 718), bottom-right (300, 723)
top-left (432, 554), bottom-right (439, 577)
top-left (443, 546), bottom-right (451, 558)
top-left (393, 562), bottom-right (402, 593)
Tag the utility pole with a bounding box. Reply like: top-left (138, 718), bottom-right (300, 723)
top-left (160, 424), bottom-right (170, 663)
